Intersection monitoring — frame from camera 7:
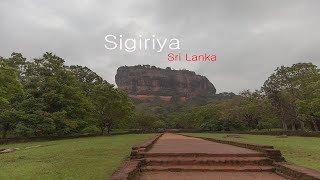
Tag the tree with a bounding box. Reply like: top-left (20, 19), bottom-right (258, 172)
top-left (131, 113), bottom-right (165, 130)
top-left (0, 52), bottom-right (27, 81)
top-left (237, 90), bottom-right (262, 129)
top-left (0, 52), bottom-right (138, 137)
top-left (262, 63), bottom-right (319, 131)
top-left (0, 67), bottom-right (23, 138)
top-left (91, 83), bottom-right (134, 135)
top-left (296, 74), bottom-right (320, 131)
top-left (19, 52), bottom-right (94, 135)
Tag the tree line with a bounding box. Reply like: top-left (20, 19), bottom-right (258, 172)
top-left (0, 52), bottom-right (134, 138)
top-left (1, 53), bottom-right (319, 138)
top-left (131, 63), bottom-right (320, 132)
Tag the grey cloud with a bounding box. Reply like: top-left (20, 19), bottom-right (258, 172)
top-left (1, 0), bottom-right (320, 93)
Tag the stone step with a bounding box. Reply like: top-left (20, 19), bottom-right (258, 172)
top-left (141, 152), bottom-right (265, 158)
top-left (141, 165), bottom-right (275, 172)
top-left (144, 157), bottom-right (273, 166)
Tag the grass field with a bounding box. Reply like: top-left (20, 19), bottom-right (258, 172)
top-left (185, 133), bottom-right (320, 171)
top-left (0, 134), bottom-right (156, 180)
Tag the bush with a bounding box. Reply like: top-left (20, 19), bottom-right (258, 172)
top-left (81, 125), bottom-right (100, 134)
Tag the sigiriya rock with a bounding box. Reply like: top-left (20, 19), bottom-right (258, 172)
top-left (115, 65), bottom-right (216, 102)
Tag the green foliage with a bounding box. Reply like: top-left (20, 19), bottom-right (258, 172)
top-left (1, 52), bottom-right (319, 136)
top-left (296, 74), bottom-right (320, 131)
top-left (263, 63), bottom-right (320, 131)
top-left (130, 113), bottom-right (166, 130)
top-left (69, 65), bottom-right (103, 96)
top-left (16, 53), bottom-right (94, 136)
top-left (91, 83), bottom-right (134, 135)
top-left (0, 66), bottom-right (23, 138)
top-left (81, 125), bottom-right (101, 134)
top-left (175, 63), bottom-right (319, 132)
top-left (0, 67), bottom-right (23, 102)
top-left (0, 52), bottom-right (136, 138)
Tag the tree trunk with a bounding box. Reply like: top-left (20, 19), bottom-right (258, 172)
top-left (107, 124), bottom-right (111, 135)
top-left (291, 121), bottom-right (296, 131)
top-left (299, 120), bottom-right (306, 131)
top-left (311, 119), bottom-right (319, 132)
top-left (2, 123), bottom-right (9, 139)
top-left (290, 115), bottom-right (296, 131)
top-left (100, 127), bottom-right (105, 135)
top-left (2, 129), bottom-right (7, 139)
top-left (281, 120), bottom-right (288, 131)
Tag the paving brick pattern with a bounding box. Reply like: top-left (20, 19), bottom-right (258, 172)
top-left (148, 133), bottom-right (262, 154)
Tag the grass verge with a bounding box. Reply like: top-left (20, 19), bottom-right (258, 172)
top-left (0, 134), bottom-right (156, 180)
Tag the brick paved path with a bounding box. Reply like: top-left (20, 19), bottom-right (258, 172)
top-left (136, 133), bottom-right (288, 180)
top-left (148, 133), bottom-right (260, 154)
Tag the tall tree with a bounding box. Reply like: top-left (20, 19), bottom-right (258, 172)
top-left (0, 67), bottom-right (23, 138)
top-left (19, 53), bottom-right (93, 135)
top-left (91, 82), bottom-right (134, 135)
top-left (296, 73), bottom-right (320, 131)
top-left (263, 63), bottom-right (319, 131)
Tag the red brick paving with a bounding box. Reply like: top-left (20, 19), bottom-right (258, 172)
top-left (148, 133), bottom-right (262, 154)
top-left (144, 156), bottom-right (272, 166)
top-left (138, 171), bottom-right (288, 180)
top-left (141, 165), bottom-right (275, 171)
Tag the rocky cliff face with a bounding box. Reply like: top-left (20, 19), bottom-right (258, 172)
top-left (115, 65), bottom-right (216, 102)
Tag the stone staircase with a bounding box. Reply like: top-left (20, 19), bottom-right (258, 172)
top-left (112, 133), bottom-right (320, 180)
top-left (140, 152), bottom-right (275, 173)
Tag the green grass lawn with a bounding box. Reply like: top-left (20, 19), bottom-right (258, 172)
top-left (0, 134), bottom-right (156, 180)
top-left (184, 133), bottom-right (320, 171)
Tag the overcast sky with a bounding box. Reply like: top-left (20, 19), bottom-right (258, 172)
top-left (1, 0), bottom-right (320, 93)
